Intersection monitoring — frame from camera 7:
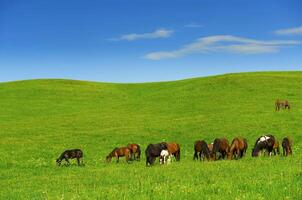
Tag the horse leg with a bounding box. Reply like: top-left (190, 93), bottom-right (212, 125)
top-left (116, 156), bottom-right (119, 163)
top-left (77, 158), bottom-right (81, 166)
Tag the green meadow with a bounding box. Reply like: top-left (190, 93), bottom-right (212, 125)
top-left (0, 71), bottom-right (301, 199)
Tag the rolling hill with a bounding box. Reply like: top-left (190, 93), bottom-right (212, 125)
top-left (1, 71), bottom-right (301, 199)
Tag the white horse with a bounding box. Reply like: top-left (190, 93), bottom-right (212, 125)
top-left (159, 150), bottom-right (171, 164)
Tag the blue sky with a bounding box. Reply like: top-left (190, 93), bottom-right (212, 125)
top-left (1, 0), bottom-right (302, 82)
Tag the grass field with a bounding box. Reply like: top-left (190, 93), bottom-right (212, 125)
top-left (0, 71), bottom-right (302, 199)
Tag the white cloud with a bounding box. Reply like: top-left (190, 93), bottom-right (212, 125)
top-left (275, 26), bottom-right (302, 35)
top-left (111, 28), bottom-right (173, 41)
top-left (184, 23), bottom-right (204, 28)
top-left (144, 35), bottom-right (300, 60)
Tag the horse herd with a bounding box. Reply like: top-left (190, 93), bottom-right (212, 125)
top-left (56, 135), bottom-right (292, 166)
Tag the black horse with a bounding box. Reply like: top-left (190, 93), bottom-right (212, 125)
top-left (193, 140), bottom-right (211, 161)
top-left (56, 149), bottom-right (83, 166)
top-left (145, 143), bottom-right (168, 166)
top-left (252, 135), bottom-right (275, 157)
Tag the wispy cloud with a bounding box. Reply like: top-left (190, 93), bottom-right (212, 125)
top-left (144, 35), bottom-right (300, 60)
top-left (111, 28), bottom-right (173, 41)
top-left (275, 26), bottom-right (302, 35)
top-left (184, 23), bottom-right (204, 28)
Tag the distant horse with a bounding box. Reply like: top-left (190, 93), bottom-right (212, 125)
top-left (193, 140), bottom-right (211, 161)
top-left (211, 138), bottom-right (229, 160)
top-left (127, 143), bottom-right (141, 161)
top-left (56, 149), bottom-right (83, 166)
top-left (282, 137), bottom-right (292, 156)
top-left (166, 142), bottom-right (181, 161)
top-left (275, 99), bottom-right (290, 111)
top-left (145, 143), bottom-right (168, 166)
top-left (227, 137), bottom-right (248, 160)
top-left (159, 150), bottom-right (171, 164)
top-left (106, 147), bottom-right (132, 163)
top-left (252, 134), bottom-right (275, 157)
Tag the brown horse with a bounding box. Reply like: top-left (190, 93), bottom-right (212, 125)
top-left (166, 142), bottom-right (181, 161)
top-left (227, 137), bottom-right (248, 160)
top-left (275, 99), bottom-right (290, 111)
top-left (127, 143), bottom-right (141, 161)
top-left (211, 138), bottom-right (229, 160)
top-left (194, 140), bottom-right (211, 161)
top-left (106, 147), bottom-right (131, 163)
top-left (282, 137), bottom-right (292, 156)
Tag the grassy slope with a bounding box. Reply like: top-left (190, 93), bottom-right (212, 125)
top-left (0, 71), bottom-right (302, 199)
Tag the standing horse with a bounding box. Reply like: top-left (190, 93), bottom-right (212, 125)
top-left (282, 137), bottom-right (292, 156)
top-left (227, 137), bottom-right (248, 160)
top-left (106, 147), bottom-right (132, 163)
top-left (275, 99), bottom-right (290, 111)
top-left (127, 143), bottom-right (141, 161)
top-left (252, 134), bottom-right (275, 157)
top-left (193, 140), bottom-right (211, 161)
top-left (211, 138), bottom-right (229, 160)
top-left (56, 149), bottom-right (83, 166)
top-left (166, 142), bottom-right (181, 161)
top-left (145, 143), bottom-right (168, 166)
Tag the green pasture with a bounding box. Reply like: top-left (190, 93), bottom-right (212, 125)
top-left (0, 71), bottom-right (301, 199)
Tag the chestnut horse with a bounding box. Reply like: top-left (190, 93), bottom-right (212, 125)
top-left (227, 137), bottom-right (248, 160)
top-left (127, 143), bottom-right (141, 161)
top-left (166, 142), bottom-right (181, 161)
top-left (275, 99), bottom-right (290, 111)
top-left (194, 140), bottom-right (211, 161)
top-left (211, 138), bottom-right (229, 160)
top-left (106, 147), bottom-right (132, 163)
top-left (282, 137), bottom-right (292, 156)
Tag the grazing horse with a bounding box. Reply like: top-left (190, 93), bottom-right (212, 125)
top-left (193, 140), bottom-right (211, 161)
top-left (211, 138), bottom-right (229, 160)
top-left (166, 142), bottom-right (181, 161)
top-left (275, 99), bottom-right (290, 111)
top-left (159, 150), bottom-right (171, 164)
top-left (127, 143), bottom-right (141, 161)
top-left (56, 149), bottom-right (83, 166)
top-left (282, 137), bottom-right (292, 156)
top-left (227, 137), bottom-right (248, 160)
top-left (145, 143), bottom-right (168, 166)
top-left (106, 147), bottom-right (132, 163)
top-left (252, 134), bottom-right (275, 157)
